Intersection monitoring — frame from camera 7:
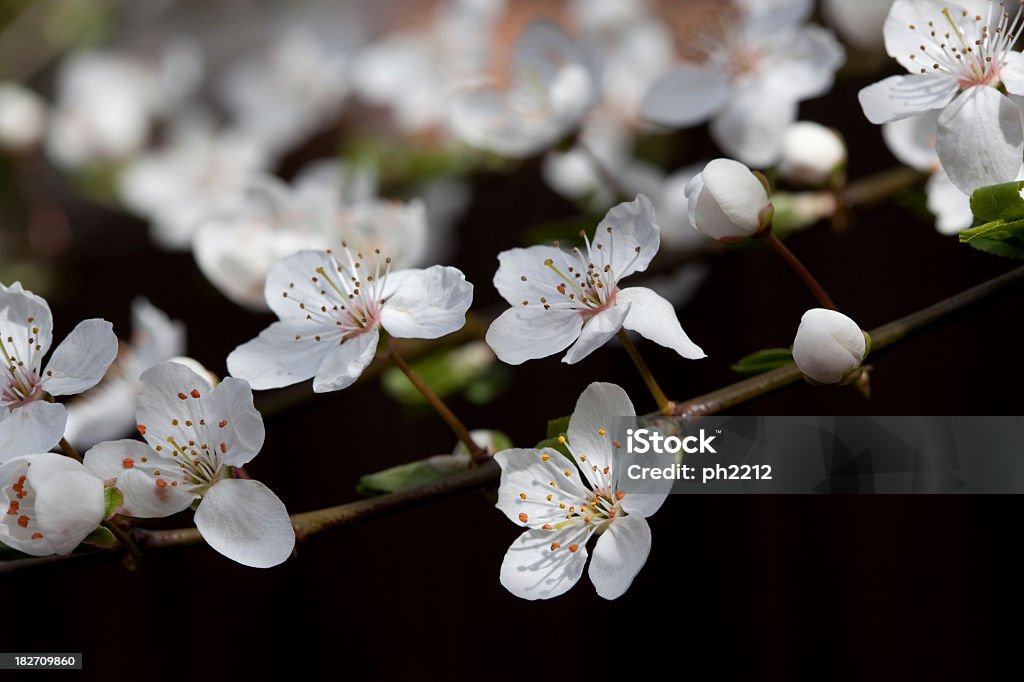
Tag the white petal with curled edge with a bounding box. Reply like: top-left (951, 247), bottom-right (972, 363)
top-left (379, 266), bottom-right (473, 339)
top-left (858, 74), bottom-right (958, 125)
top-left (710, 85), bottom-right (797, 167)
top-left (617, 436), bottom-right (672, 518)
top-left (937, 86), bottom-right (1024, 194)
top-left (562, 303), bottom-right (631, 365)
top-left (500, 526), bottom-right (592, 600)
top-left (588, 514), bottom-right (652, 600)
top-left (486, 306), bottom-right (582, 365)
top-left (33, 469), bottom-right (105, 555)
top-left (640, 65), bottom-right (732, 127)
top-left (83, 440), bottom-right (194, 518)
top-left (0, 281), bottom-right (54, 359)
top-left (208, 377), bottom-right (265, 467)
top-left (312, 328), bottom-right (379, 393)
top-left (595, 194), bottom-right (661, 281)
top-left (42, 319), bottom-right (119, 396)
top-left (492, 245), bottom-right (568, 306)
top-left (194, 478), bottom-right (295, 568)
top-left (227, 320), bottom-right (337, 390)
top-left (0, 401), bottom-right (67, 462)
top-left (619, 286), bottom-right (705, 359)
top-left (567, 382), bottom-right (635, 491)
top-left (494, 448), bottom-right (590, 529)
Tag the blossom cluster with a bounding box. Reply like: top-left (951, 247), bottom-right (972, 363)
top-left (0, 0), bottom-right (1016, 602)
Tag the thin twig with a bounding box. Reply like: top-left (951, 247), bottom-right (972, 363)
top-left (763, 232), bottom-right (838, 310)
top-left (617, 329), bottom-right (674, 414)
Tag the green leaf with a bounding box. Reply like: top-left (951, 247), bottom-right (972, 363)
top-left (731, 347), bottom-right (794, 376)
top-left (970, 181), bottom-right (1024, 223)
top-left (545, 416), bottom-right (570, 440)
top-left (959, 218), bottom-right (1024, 258)
top-left (103, 486), bottom-right (123, 520)
top-left (83, 526), bottom-right (116, 549)
top-left (357, 454), bottom-right (472, 496)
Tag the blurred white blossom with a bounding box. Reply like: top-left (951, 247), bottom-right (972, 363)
top-left (0, 82), bottom-right (47, 153)
top-left (642, 0), bottom-right (844, 166)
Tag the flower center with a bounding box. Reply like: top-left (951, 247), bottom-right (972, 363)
top-left (279, 244), bottom-right (393, 341)
top-left (0, 320), bottom-right (45, 408)
top-left (906, 2), bottom-right (1022, 88)
top-left (519, 226), bottom-right (643, 314)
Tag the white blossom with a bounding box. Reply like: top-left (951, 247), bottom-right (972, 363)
top-left (777, 121), bottom-right (847, 187)
top-left (858, 0), bottom-right (1024, 193)
top-left (84, 361), bottom-right (294, 568)
top-left (685, 159), bottom-right (773, 241)
top-left (0, 82), bottom-right (47, 152)
top-left (495, 382), bottom-right (671, 600)
top-left (486, 195), bottom-right (704, 365)
top-left (642, 0), bottom-right (844, 166)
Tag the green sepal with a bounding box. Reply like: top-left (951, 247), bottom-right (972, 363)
top-left (103, 486), bottom-right (123, 520)
top-left (83, 526), bottom-right (117, 549)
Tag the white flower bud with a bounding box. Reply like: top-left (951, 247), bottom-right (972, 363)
top-left (792, 308), bottom-right (868, 385)
top-left (685, 158), bottom-right (772, 242)
top-left (778, 122), bottom-right (847, 188)
top-left (0, 82), bottom-right (47, 152)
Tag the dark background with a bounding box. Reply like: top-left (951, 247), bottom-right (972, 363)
top-left (3, 7), bottom-right (1024, 682)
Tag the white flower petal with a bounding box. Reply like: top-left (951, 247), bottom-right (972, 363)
top-left (858, 73), bottom-right (958, 125)
top-left (567, 382), bottom-right (635, 491)
top-left (588, 514), bottom-right (652, 600)
top-left (737, 0), bottom-right (813, 40)
top-left (595, 194), bottom-right (661, 281)
top-left (208, 377), bottom-right (265, 467)
top-left (194, 478), bottom-right (295, 568)
top-left (493, 245), bottom-right (570, 306)
top-left (0, 281), bottom-right (54, 363)
top-left (499, 526), bottom-right (591, 600)
top-left (710, 85), bottom-right (797, 167)
top-left (562, 303), bottom-right (631, 365)
top-left (926, 170), bottom-right (974, 235)
top-left (379, 266), bottom-right (473, 339)
top-left (758, 25), bottom-right (845, 102)
top-left (83, 440), bottom-right (194, 518)
top-left (1001, 51), bottom-right (1024, 96)
top-left (937, 86), bottom-right (1024, 194)
top-left (640, 65), bottom-right (732, 127)
top-left (263, 250), bottom-right (341, 322)
top-left (881, 110), bottom-right (940, 171)
top-left (883, 0), bottom-right (977, 72)
top-left (618, 287), bottom-right (705, 359)
top-left (494, 447), bottom-right (590, 529)
top-left (0, 401), bottom-right (66, 462)
top-left (227, 320), bottom-right (336, 390)
top-left (486, 307), bottom-right (582, 365)
top-left (312, 328), bottom-right (379, 393)
top-left (33, 469), bottom-right (105, 555)
top-left (42, 319), bottom-right (118, 396)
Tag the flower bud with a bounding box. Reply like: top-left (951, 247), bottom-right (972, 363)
top-left (685, 158), bottom-right (772, 242)
top-left (792, 308), bottom-right (868, 385)
top-left (777, 122), bottom-right (846, 188)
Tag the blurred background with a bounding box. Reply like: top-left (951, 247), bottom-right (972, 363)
top-left (1, 0), bottom-right (1022, 678)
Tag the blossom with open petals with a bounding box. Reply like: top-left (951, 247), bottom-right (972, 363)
top-left (84, 361), bottom-right (294, 568)
top-left (858, 0), bottom-right (1024, 193)
top-left (0, 282), bottom-right (118, 461)
top-left (228, 249), bottom-right (472, 392)
top-left (485, 195), bottom-right (704, 365)
top-left (495, 382), bottom-right (671, 600)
